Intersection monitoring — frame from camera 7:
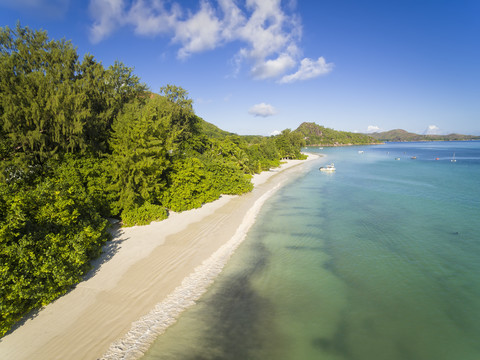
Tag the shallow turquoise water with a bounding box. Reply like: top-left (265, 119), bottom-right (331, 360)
top-left (143, 141), bottom-right (480, 360)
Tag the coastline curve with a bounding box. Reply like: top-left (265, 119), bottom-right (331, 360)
top-left (101, 182), bottom-right (284, 359)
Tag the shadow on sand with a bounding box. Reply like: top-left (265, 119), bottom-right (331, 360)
top-left (4, 222), bottom-right (128, 336)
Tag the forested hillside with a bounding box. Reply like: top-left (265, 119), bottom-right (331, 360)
top-left (368, 129), bottom-right (480, 142)
top-left (0, 25), bottom-right (306, 336)
top-left (294, 122), bottom-right (378, 146)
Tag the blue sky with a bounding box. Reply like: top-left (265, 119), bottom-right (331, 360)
top-left (1, 0), bottom-right (479, 135)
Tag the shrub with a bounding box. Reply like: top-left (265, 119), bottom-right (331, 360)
top-left (121, 202), bottom-right (168, 226)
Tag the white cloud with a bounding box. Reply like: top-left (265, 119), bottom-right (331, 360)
top-left (424, 125), bottom-right (442, 135)
top-left (89, 0), bottom-right (126, 43)
top-left (88, 0), bottom-right (333, 82)
top-left (366, 125), bottom-right (381, 133)
top-left (249, 103), bottom-right (277, 117)
top-left (235, 0), bottom-right (300, 79)
top-left (174, 1), bottom-right (223, 59)
top-left (251, 53), bottom-right (296, 79)
top-left (270, 129), bottom-right (281, 136)
top-left (279, 56), bottom-right (333, 83)
top-left (128, 0), bottom-right (180, 36)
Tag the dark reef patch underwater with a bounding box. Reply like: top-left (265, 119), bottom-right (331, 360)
top-left (143, 141), bottom-right (480, 360)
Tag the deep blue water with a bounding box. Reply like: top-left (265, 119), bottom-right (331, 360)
top-left (143, 141), bottom-right (480, 360)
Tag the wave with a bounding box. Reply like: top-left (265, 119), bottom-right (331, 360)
top-left (100, 182), bottom-right (284, 360)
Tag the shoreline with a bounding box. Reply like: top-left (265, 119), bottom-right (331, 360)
top-left (0, 154), bottom-right (321, 360)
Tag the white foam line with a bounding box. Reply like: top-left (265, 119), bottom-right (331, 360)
top-left (100, 182), bottom-right (284, 360)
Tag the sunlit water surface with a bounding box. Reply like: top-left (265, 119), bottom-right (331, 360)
top-left (143, 141), bottom-right (480, 360)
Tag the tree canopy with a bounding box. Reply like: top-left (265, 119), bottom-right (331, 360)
top-left (0, 24), bottom-right (307, 336)
top-left (294, 122), bottom-right (378, 146)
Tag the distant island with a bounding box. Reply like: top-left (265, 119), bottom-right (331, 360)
top-left (292, 123), bottom-right (480, 146)
top-left (294, 122), bottom-right (380, 146)
top-left (366, 129), bottom-right (480, 142)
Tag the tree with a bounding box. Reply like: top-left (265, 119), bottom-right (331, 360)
top-left (109, 97), bottom-right (174, 213)
top-left (274, 129), bottom-right (306, 159)
top-left (0, 24), bottom-right (84, 166)
top-left (75, 58), bottom-right (147, 154)
top-left (0, 161), bottom-right (110, 336)
top-left (159, 84), bottom-right (199, 148)
top-left (0, 24), bottom-right (147, 179)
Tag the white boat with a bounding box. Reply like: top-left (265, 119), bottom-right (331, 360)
top-left (451, 153), bottom-right (457, 162)
top-left (358, 150), bottom-right (364, 154)
top-left (320, 163), bottom-right (336, 172)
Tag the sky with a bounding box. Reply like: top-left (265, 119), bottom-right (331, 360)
top-left (1, 0), bottom-right (479, 136)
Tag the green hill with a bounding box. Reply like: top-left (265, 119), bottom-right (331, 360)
top-left (368, 129), bottom-right (480, 142)
top-left (294, 122), bottom-right (379, 146)
top-left (197, 117), bottom-right (235, 138)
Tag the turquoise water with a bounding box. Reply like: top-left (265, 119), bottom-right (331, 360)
top-left (143, 141), bottom-right (480, 360)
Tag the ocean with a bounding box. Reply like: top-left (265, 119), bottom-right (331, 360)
top-left (142, 141), bottom-right (480, 360)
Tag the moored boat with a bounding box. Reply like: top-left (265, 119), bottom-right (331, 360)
top-left (320, 163), bottom-right (336, 172)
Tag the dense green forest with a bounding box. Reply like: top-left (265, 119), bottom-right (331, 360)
top-left (0, 24), bottom-right (306, 336)
top-left (367, 129), bottom-right (480, 142)
top-left (294, 122), bottom-right (379, 146)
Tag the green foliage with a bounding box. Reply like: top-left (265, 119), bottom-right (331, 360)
top-left (109, 98), bottom-right (170, 212)
top-left (294, 122), bottom-right (377, 146)
top-left (367, 129), bottom-right (480, 142)
top-left (53, 155), bottom-right (117, 217)
top-left (159, 84), bottom-right (199, 147)
top-left (162, 157), bottom-right (220, 212)
top-left (241, 137), bottom-right (281, 172)
top-left (0, 24), bottom-right (83, 165)
top-left (0, 24), bottom-right (308, 337)
top-left (196, 117), bottom-right (234, 139)
top-left (121, 202), bottom-right (168, 227)
top-left (274, 129), bottom-right (307, 159)
top-left (0, 165), bottom-right (109, 336)
top-left (0, 24), bottom-right (146, 178)
top-left (205, 158), bottom-right (253, 195)
top-left (162, 140), bottom-right (253, 212)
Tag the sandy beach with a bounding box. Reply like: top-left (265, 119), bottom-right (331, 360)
top-left (0, 154), bottom-right (319, 360)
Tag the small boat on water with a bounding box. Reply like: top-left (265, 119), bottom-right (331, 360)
top-left (411, 156), bottom-right (417, 159)
top-left (358, 150), bottom-right (364, 154)
top-left (395, 157), bottom-right (400, 160)
top-left (319, 163), bottom-right (336, 172)
top-left (451, 153), bottom-right (457, 162)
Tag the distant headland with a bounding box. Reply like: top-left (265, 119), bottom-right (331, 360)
top-left (365, 129), bottom-right (480, 142)
top-left (294, 122), bottom-right (381, 147)
top-left (294, 123), bottom-right (480, 145)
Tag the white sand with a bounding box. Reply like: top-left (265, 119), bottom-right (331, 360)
top-left (0, 154), bottom-right (320, 360)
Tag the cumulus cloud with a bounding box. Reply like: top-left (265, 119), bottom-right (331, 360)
top-left (89, 0), bottom-right (126, 43)
top-left (424, 125), bottom-right (442, 135)
top-left (270, 129), bottom-right (281, 136)
top-left (279, 56), bottom-right (333, 83)
top-left (248, 103), bottom-right (277, 117)
top-left (251, 53), bottom-right (296, 80)
top-left (174, 1), bottom-right (223, 59)
top-left (366, 125), bottom-right (381, 133)
top-left (88, 0), bottom-right (333, 82)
